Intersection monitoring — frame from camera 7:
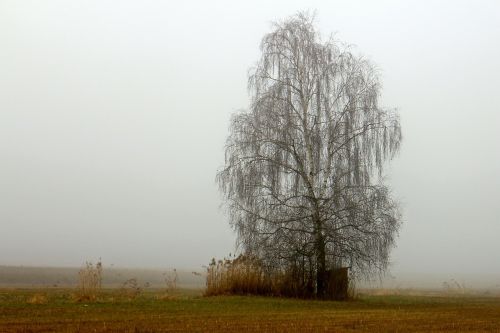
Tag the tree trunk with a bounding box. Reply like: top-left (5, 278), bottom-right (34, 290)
top-left (315, 217), bottom-right (327, 298)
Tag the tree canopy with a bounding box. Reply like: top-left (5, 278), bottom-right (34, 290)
top-left (217, 12), bottom-right (402, 297)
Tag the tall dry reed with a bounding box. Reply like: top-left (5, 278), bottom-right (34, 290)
top-left (205, 255), bottom-right (352, 300)
top-left (76, 259), bottom-right (102, 301)
top-left (205, 255), bottom-right (271, 296)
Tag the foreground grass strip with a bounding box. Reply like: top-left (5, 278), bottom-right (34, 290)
top-left (0, 289), bottom-right (499, 332)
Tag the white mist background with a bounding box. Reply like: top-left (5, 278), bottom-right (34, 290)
top-left (1, 0), bottom-right (499, 288)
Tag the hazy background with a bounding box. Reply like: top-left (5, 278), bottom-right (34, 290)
top-left (1, 0), bottom-right (499, 288)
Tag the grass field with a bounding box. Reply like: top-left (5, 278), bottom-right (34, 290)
top-left (1, 288), bottom-right (499, 332)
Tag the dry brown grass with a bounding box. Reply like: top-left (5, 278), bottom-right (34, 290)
top-left (205, 255), bottom-right (352, 299)
top-left (26, 293), bottom-right (48, 304)
top-left (74, 259), bottom-right (102, 302)
top-left (205, 256), bottom-right (271, 296)
top-left (2, 288), bottom-right (500, 332)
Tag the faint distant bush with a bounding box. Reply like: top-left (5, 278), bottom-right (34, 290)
top-left (120, 278), bottom-right (142, 299)
top-left (442, 279), bottom-right (466, 294)
top-left (76, 259), bottom-right (103, 301)
top-left (191, 270), bottom-right (204, 286)
top-left (163, 269), bottom-right (178, 294)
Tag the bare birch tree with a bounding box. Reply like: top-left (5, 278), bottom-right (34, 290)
top-left (217, 12), bottom-right (402, 297)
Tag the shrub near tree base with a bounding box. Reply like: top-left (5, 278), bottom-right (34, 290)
top-left (326, 267), bottom-right (349, 300)
top-left (205, 256), bottom-right (271, 296)
top-left (205, 255), bottom-right (350, 300)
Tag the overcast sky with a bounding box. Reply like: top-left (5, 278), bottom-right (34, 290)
top-left (1, 0), bottom-right (499, 286)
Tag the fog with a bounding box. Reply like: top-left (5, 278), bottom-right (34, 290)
top-left (1, 0), bottom-right (499, 288)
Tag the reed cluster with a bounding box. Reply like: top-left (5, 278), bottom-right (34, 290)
top-left (76, 259), bottom-right (103, 301)
top-left (205, 255), bottom-right (270, 296)
top-left (205, 255), bottom-right (351, 299)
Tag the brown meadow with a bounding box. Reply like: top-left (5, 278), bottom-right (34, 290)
top-left (1, 288), bottom-right (499, 332)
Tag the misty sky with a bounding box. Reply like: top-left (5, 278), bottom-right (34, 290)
top-left (1, 0), bottom-right (499, 286)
